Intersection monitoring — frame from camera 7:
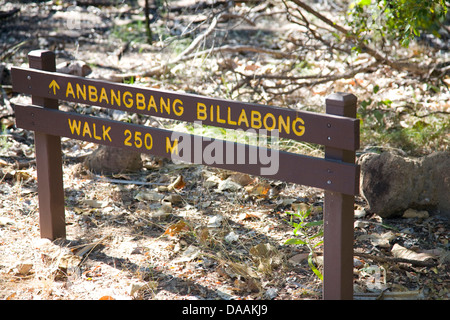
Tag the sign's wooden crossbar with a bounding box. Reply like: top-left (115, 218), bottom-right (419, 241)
top-left (11, 50), bottom-right (359, 300)
top-left (12, 66), bottom-right (360, 151)
top-left (14, 104), bottom-right (359, 195)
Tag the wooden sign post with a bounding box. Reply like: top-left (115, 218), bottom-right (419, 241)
top-left (28, 50), bottom-right (66, 240)
top-left (12, 50), bottom-right (359, 300)
top-left (323, 93), bottom-right (357, 300)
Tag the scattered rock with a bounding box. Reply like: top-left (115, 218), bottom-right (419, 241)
top-left (150, 200), bottom-right (172, 219)
top-left (56, 60), bottom-right (92, 77)
top-left (82, 199), bottom-right (106, 208)
top-left (203, 175), bottom-right (221, 188)
top-left (277, 198), bottom-right (296, 207)
top-left (58, 254), bottom-right (82, 270)
top-left (164, 194), bottom-right (183, 205)
top-left (224, 231), bottom-right (239, 243)
top-left (288, 253), bottom-right (309, 265)
top-left (359, 151), bottom-right (450, 218)
top-left (175, 245), bottom-right (201, 263)
top-left (229, 173), bottom-right (254, 186)
top-left (84, 146), bottom-right (143, 175)
top-left (402, 208), bottom-right (429, 219)
top-left (207, 215), bottom-right (223, 228)
top-left (264, 288), bottom-right (278, 299)
top-left (16, 262), bottom-right (33, 275)
top-left (217, 177), bottom-right (242, 192)
top-left (135, 190), bottom-right (165, 202)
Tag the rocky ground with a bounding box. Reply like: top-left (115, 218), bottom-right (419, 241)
top-left (0, 0), bottom-right (449, 300)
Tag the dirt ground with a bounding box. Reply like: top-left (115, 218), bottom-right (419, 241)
top-left (0, 0), bottom-right (449, 300)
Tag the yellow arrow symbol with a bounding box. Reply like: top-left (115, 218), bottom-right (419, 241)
top-left (49, 80), bottom-right (60, 95)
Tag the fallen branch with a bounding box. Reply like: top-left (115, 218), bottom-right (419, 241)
top-left (231, 61), bottom-right (378, 95)
top-left (92, 175), bottom-right (165, 186)
top-left (239, 61), bottom-right (377, 81)
top-left (182, 44), bottom-right (299, 61)
top-left (355, 252), bottom-right (438, 268)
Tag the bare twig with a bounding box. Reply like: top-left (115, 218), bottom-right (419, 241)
top-left (169, 13), bottom-right (222, 65)
top-left (0, 39), bottom-right (30, 61)
top-left (114, 14), bottom-right (224, 79)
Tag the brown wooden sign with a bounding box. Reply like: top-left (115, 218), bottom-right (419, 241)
top-left (14, 104), bottom-right (359, 195)
top-left (12, 66), bottom-right (359, 151)
top-left (11, 50), bottom-right (359, 300)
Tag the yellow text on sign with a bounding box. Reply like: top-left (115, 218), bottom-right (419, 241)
top-left (123, 129), bottom-right (153, 150)
top-left (49, 80), bottom-right (60, 95)
top-left (166, 138), bottom-right (178, 155)
top-left (121, 130), bottom-right (180, 156)
top-left (67, 119), bottom-right (112, 142)
top-left (196, 103), bottom-right (305, 136)
top-left (64, 82), bottom-right (185, 117)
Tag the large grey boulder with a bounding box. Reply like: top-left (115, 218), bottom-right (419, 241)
top-left (359, 151), bottom-right (449, 218)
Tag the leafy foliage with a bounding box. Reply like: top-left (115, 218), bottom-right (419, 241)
top-left (284, 207), bottom-right (324, 281)
top-left (357, 84), bottom-right (450, 155)
top-left (348, 0), bottom-right (448, 47)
